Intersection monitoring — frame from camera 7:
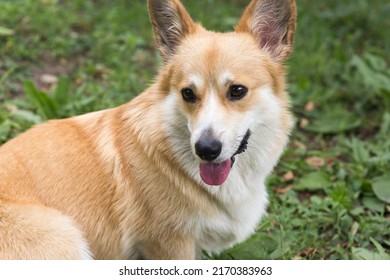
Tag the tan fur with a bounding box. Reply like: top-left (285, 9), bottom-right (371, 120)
top-left (0, 94), bottom-right (214, 259)
top-left (0, 0), bottom-right (296, 259)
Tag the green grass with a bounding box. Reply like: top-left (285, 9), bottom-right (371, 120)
top-left (1, 0), bottom-right (389, 260)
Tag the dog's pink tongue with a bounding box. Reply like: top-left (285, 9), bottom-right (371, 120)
top-left (199, 159), bottom-right (232, 186)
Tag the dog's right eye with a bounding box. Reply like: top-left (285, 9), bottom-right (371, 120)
top-left (181, 88), bottom-right (197, 103)
top-left (227, 84), bottom-right (248, 101)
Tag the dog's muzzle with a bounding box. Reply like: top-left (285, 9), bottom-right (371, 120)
top-left (196, 129), bottom-right (251, 186)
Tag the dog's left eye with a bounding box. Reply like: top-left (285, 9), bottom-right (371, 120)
top-left (181, 88), bottom-right (197, 103)
top-left (227, 85), bottom-right (248, 100)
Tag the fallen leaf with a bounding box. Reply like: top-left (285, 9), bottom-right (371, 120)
top-left (5, 105), bottom-right (17, 112)
top-left (275, 184), bottom-right (293, 194)
top-left (294, 247), bottom-right (316, 259)
top-left (299, 118), bottom-right (309, 128)
top-left (292, 140), bottom-right (307, 150)
top-left (292, 255), bottom-right (302, 260)
top-left (282, 171), bottom-right (294, 181)
top-left (40, 73), bottom-right (58, 85)
top-left (0, 26), bottom-right (14, 36)
top-left (303, 247), bottom-right (316, 255)
top-left (305, 101), bottom-right (315, 112)
top-left (325, 156), bottom-right (334, 167)
top-left (305, 156), bottom-right (325, 169)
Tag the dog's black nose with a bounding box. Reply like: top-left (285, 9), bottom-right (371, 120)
top-left (195, 137), bottom-right (222, 161)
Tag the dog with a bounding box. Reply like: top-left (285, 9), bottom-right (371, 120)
top-left (0, 0), bottom-right (296, 259)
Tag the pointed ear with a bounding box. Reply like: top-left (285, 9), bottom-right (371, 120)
top-left (236, 0), bottom-right (296, 62)
top-left (148, 0), bottom-right (196, 63)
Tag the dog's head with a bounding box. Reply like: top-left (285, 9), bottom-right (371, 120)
top-left (148, 0), bottom-right (296, 186)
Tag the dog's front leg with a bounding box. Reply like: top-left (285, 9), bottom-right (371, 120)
top-left (141, 236), bottom-right (196, 260)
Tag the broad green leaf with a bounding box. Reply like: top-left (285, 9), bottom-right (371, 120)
top-left (216, 233), bottom-right (277, 260)
top-left (0, 119), bottom-right (12, 142)
top-left (294, 171), bottom-right (331, 191)
top-left (269, 239), bottom-right (291, 259)
top-left (372, 176), bottom-right (390, 204)
top-left (352, 247), bottom-right (387, 260)
top-left (349, 207), bottom-right (364, 216)
top-left (351, 53), bottom-right (390, 93)
top-left (350, 138), bottom-right (370, 163)
top-left (362, 196), bottom-right (385, 213)
top-left (304, 107), bottom-right (361, 134)
top-left (10, 109), bottom-right (42, 124)
top-left (284, 190), bottom-right (300, 205)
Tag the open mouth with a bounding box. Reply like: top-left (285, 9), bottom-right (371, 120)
top-left (199, 130), bottom-right (251, 186)
top-left (231, 129), bottom-right (251, 166)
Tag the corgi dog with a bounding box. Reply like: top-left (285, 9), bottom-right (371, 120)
top-left (0, 0), bottom-right (296, 259)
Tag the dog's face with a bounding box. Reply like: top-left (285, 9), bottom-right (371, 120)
top-left (148, 0), bottom-right (296, 186)
top-left (170, 34), bottom-right (283, 186)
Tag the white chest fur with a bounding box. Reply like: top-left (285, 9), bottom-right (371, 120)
top-left (195, 183), bottom-right (268, 255)
top-left (193, 160), bottom-right (269, 255)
